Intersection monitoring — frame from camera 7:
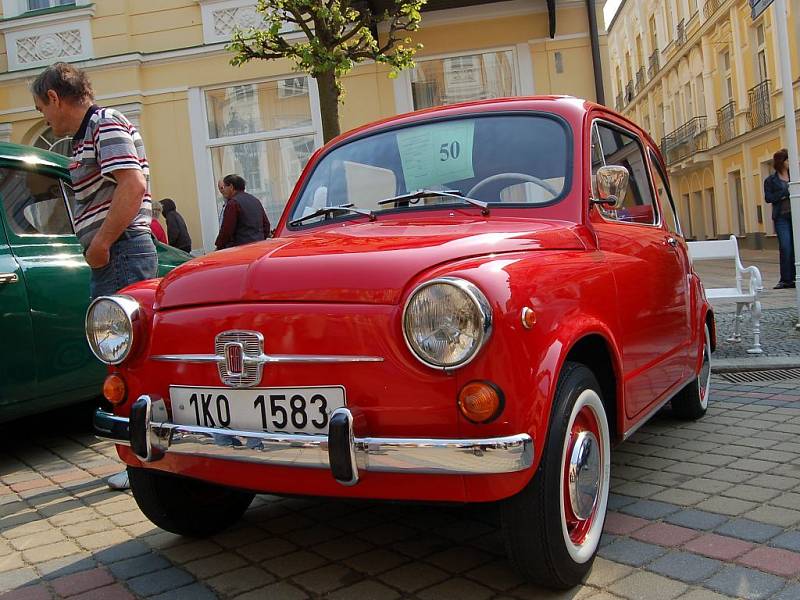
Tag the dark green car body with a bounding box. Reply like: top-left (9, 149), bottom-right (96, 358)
top-left (0, 142), bottom-right (190, 422)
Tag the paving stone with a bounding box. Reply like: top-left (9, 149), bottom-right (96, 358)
top-left (21, 540), bottom-right (82, 564)
top-left (683, 533), bottom-right (754, 561)
top-left (151, 582), bottom-right (218, 600)
top-left (162, 540), bottom-right (224, 564)
top-left (647, 550), bottom-right (723, 583)
top-left (425, 546), bottom-right (491, 573)
top-left (92, 540), bottom-right (151, 565)
top-left (379, 562), bottom-right (450, 593)
top-left (663, 462), bottom-right (714, 477)
top-left (598, 539), bottom-right (667, 567)
top-left (0, 583), bottom-right (52, 600)
top-left (0, 552), bottom-right (25, 573)
top-left (342, 548), bottom-right (408, 576)
top-left (207, 565), bottom-right (275, 596)
top-left (714, 519), bottom-right (783, 543)
top-left (737, 546), bottom-right (800, 577)
top-left (613, 482), bottom-right (666, 498)
top-left (185, 552), bottom-right (248, 578)
top-left (464, 560), bottom-right (525, 592)
top-left (747, 474), bottom-right (799, 491)
top-left (675, 589), bottom-right (737, 600)
top-left (261, 550), bottom-right (327, 578)
top-left (584, 557), bottom-right (635, 587)
top-left (606, 494), bottom-right (637, 511)
top-left (0, 567), bottom-right (39, 592)
top-left (109, 553), bottom-right (172, 579)
top-left (665, 510), bottom-right (729, 531)
top-left (234, 580), bottom-right (309, 600)
top-left (76, 530), bottom-right (132, 551)
top-left (695, 496), bottom-right (758, 516)
top-left (772, 584), bottom-right (800, 600)
top-left (620, 500), bottom-right (680, 519)
top-left (608, 570), bottom-right (688, 600)
top-left (326, 579), bottom-right (401, 600)
top-left (631, 523), bottom-right (699, 547)
top-left (770, 530), bottom-right (800, 552)
top-left (650, 488), bottom-right (708, 506)
top-left (602, 513), bottom-right (649, 535)
top-left (721, 485), bottom-right (781, 503)
top-left (127, 566), bottom-right (196, 597)
top-left (743, 505), bottom-right (800, 527)
top-left (679, 478), bottom-right (734, 495)
top-left (291, 564), bottom-right (359, 595)
top-left (36, 553), bottom-right (97, 580)
top-left (68, 582), bottom-right (137, 600)
top-left (50, 567), bottom-right (114, 597)
top-left (704, 565), bottom-right (785, 600)
top-left (704, 469), bottom-right (756, 484)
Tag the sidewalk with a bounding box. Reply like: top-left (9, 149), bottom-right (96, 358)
top-left (692, 248), bottom-right (800, 370)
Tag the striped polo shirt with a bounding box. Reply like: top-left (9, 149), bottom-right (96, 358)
top-left (70, 105), bottom-right (152, 249)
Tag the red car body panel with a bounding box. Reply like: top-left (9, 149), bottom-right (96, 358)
top-left (108, 97), bottom-right (711, 504)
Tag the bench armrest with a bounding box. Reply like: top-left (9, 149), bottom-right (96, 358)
top-left (738, 265), bottom-right (763, 296)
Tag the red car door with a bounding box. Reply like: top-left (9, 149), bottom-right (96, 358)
top-left (589, 120), bottom-right (689, 419)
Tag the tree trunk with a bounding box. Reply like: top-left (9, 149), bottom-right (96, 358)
top-left (316, 69), bottom-right (341, 143)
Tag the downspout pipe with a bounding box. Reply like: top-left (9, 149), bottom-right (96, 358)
top-left (586, 0), bottom-right (605, 105)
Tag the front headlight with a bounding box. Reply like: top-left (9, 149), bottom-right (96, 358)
top-left (403, 277), bottom-right (492, 369)
top-left (85, 295), bottom-right (140, 365)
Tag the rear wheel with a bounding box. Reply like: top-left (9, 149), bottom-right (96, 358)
top-left (671, 324), bottom-right (711, 420)
top-left (501, 362), bottom-right (610, 589)
top-left (128, 467), bottom-right (254, 536)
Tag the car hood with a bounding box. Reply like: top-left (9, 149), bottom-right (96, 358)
top-left (155, 217), bottom-right (586, 308)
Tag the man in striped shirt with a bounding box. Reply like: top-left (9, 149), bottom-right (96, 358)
top-left (32, 62), bottom-right (157, 491)
top-left (32, 62), bottom-right (157, 301)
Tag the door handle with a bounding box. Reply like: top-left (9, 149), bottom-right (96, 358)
top-left (0, 272), bottom-right (19, 284)
top-left (666, 237), bottom-right (678, 247)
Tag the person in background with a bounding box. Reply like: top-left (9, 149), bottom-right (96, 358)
top-left (160, 198), bottom-right (192, 253)
top-left (150, 201), bottom-right (167, 244)
top-left (32, 61), bottom-right (156, 491)
top-left (764, 148), bottom-right (796, 289)
top-left (215, 174), bottom-right (270, 250)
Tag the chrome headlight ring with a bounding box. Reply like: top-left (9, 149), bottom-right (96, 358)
top-left (402, 277), bottom-right (493, 370)
top-left (85, 295), bottom-right (141, 365)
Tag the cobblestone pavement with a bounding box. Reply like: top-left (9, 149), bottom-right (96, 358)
top-left (2, 376), bottom-right (800, 599)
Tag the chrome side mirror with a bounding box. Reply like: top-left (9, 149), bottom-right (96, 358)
top-left (592, 165), bottom-right (629, 210)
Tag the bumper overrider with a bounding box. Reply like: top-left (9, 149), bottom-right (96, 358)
top-left (94, 395), bottom-right (534, 486)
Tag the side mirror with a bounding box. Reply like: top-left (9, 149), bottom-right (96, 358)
top-left (592, 165), bottom-right (629, 210)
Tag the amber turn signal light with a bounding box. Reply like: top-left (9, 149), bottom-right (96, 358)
top-left (103, 374), bottom-right (127, 405)
top-left (458, 381), bottom-right (503, 423)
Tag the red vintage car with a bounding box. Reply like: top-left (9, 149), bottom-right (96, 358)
top-left (91, 97), bottom-right (714, 589)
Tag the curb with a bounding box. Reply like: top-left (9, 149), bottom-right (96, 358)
top-left (711, 355), bottom-right (800, 373)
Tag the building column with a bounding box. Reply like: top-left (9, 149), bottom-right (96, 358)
top-left (730, 6), bottom-right (749, 134)
top-left (701, 37), bottom-right (718, 129)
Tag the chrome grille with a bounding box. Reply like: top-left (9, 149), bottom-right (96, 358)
top-left (215, 330), bottom-right (263, 388)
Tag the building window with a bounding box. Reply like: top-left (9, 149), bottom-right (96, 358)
top-left (27, 0), bottom-right (73, 10)
top-left (722, 51), bottom-right (733, 102)
top-left (34, 126), bottom-right (71, 157)
top-left (756, 24), bottom-right (768, 82)
top-left (408, 49), bottom-right (517, 110)
top-left (205, 78), bottom-right (316, 226)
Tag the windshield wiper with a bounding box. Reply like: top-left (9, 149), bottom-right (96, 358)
top-left (377, 189), bottom-right (489, 215)
top-left (289, 203), bottom-right (375, 226)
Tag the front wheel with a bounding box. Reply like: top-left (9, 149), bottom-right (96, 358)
top-left (501, 362), bottom-right (611, 589)
top-left (671, 324), bottom-right (711, 420)
top-left (129, 467), bottom-right (255, 537)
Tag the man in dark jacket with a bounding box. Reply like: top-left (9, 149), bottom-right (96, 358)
top-left (215, 174), bottom-right (270, 250)
top-left (160, 198), bottom-right (192, 253)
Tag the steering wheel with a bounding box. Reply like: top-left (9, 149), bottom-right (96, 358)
top-left (467, 172), bottom-right (560, 199)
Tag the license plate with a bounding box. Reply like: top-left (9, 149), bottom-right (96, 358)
top-left (169, 385), bottom-right (346, 435)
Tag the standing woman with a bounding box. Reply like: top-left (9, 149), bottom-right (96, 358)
top-left (764, 148), bottom-right (796, 289)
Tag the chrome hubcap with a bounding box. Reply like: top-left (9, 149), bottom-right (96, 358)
top-left (568, 431), bottom-right (600, 520)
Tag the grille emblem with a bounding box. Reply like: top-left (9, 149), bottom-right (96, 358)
top-left (215, 331), bottom-right (263, 388)
top-left (224, 343), bottom-right (244, 375)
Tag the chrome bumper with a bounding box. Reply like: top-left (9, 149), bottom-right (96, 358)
top-left (94, 395), bottom-right (533, 486)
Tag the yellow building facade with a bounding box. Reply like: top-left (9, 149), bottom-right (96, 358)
top-left (0, 0), bottom-right (608, 252)
top-left (608, 0), bottom-right (800, 248)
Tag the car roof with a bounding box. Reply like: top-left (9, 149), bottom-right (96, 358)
top-left (0, 141), bottom-right (68, 171)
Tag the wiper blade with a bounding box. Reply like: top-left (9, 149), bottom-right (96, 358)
top-left (289, 203), bottom-right (375, 226)
top-left (377, 189), bottom-right (489, 215)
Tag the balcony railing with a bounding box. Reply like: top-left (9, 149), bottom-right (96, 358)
top-left (635, 67), bottom-right (646, 95)
top-left (648, 50), bottom-right (660, 79)
top-left (616, 93), bottom-right (624, 112)
top-left (660, 116), bottom-right (709, 164)
top-left (746, 80), bottom-right (771, 130)
top-left (703, 0), bottom-right (723, 20)
top-left (625, 80), bottom-right (635, 104)
top-left (675, 19), bottom-right (687, 47)
top-left (717, 101), bottom-right (736, 143)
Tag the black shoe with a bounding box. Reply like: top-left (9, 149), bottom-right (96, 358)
top-left (774, 281), bottom-right (793, 289)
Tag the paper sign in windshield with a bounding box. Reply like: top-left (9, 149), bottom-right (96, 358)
top-left (397, 121), bottom-right (475, 191)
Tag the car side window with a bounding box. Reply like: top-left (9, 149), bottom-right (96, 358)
top-left (0, 168), bottom-right (73, 236)
top-left (593, 122), bottom-right (658, 226)
top-left (649, 150), bottom-right (682, 236)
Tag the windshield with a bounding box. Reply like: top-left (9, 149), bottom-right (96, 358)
top-left (288, 113), bottom-right (571, 226)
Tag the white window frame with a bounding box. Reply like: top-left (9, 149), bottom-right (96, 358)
top-left (393, 44), bottom-right (534, 114)
top-left (1, 0), bottom-right (86, 18)
top-left (188, 76), bottom-right (323, 252)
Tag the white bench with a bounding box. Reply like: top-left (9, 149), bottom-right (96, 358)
top-left (687, 235), bottom-right (764, 354)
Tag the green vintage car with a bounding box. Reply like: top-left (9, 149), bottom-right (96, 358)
top-left (0, 142), bottom-right (190, 422)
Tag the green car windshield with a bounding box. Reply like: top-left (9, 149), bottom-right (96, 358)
top-left (288, 113), bottom-right (571, 226)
